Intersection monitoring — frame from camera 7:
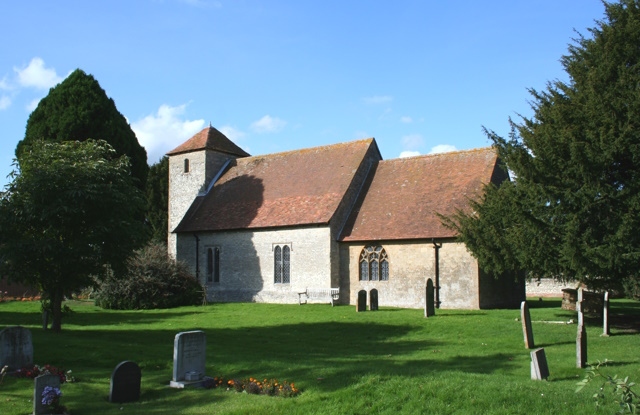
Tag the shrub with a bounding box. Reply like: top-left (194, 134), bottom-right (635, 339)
top-left (94, 242), bottom-right (202, 309)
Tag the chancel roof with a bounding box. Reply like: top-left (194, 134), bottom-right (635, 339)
top-left (166, 126), bottom-right (250, 157)
top-left (339, 147), bottom-right (502, 241)
top-left (174, 139), bottom-right (377, 232)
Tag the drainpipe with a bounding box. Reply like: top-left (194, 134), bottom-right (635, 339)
top-left (432, 238), bottom-right (442, 308)
top-left (194, 234), bottom-right (200, 281)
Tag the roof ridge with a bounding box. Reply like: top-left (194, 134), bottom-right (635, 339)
top-left (383, 146), bottom-right (495, 162)
top-left (236, 138), bottom-right (375, 162)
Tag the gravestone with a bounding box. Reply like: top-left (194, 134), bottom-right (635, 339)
top-left (530, 348), bottom-right (550, 380)
top-left (109, 361), bottom-right (141, 403)
top-left (0, 326), bottom-right (33, 370)
top-left (577, 288), bottom-right (585, 327)
top-left (170, 330), bottom-right (207, 388)
top-left (425, 279), bottom-right (435, 318)
top-left (577, 324), bottom-right (587, 368)
top-left (602, 291), bottom-right (610, 337)
top-left (33, 374), bottom-right (60, 415)
top-left (520, 301), bottom-right (534, 349)
top-left (369, 289), bottom-right (378, 311)
top-left (357, 290), bottom-right (367, 312)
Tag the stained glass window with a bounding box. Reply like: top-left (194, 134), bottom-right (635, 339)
top-left (358, 246), bottom-right (389, 282)
top-left (206, 248), bottom-right (213, 282)
top-left (214, 247), bottom-right (220, 283)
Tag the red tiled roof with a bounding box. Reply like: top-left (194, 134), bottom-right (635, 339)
top-left (340, 147), bottom-right (500, 241)
top-left (174, 139), bottom-right (376, 232)
top-left (166, 126), bottom-right (250, 157)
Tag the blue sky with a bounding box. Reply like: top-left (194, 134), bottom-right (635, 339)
top-left (1, 0), bottom-right (606, 187)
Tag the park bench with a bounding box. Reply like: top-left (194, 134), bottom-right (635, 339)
top-left (298, 288), bottom-right (340, 306)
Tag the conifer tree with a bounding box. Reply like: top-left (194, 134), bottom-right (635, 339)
top-left (445, 0), bottom-right (640, 295)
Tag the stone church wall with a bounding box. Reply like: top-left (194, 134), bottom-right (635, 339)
top-left (176, 226), bottom-right (333, 304)
top-left (339, 240), bottom-right (481, 309)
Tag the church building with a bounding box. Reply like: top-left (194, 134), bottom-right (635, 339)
top-left (167, 126), bottom-right (524, 309)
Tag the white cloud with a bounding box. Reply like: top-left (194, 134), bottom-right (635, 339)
top-left (219, 125), bottom-right (250, 153)
top-left (26, 98), bottom-right (41, 112)
top-left (401, 133), bottom-right (424, 150)
top-left (400, 116), bottom-right (412, 123)
top-left (250, 115), bottom-right (286, 133)
top-left (132, 103), bottom-right (205, 163)
top-left (363, 95), bottom-right (393, 105)
top-left (0, 95), bottom-right (11, 110)
top-left (399, 151), bottom-right (421, 158)
top-left (14, 57), bottom-right (62, 90)
top-left (429, 144), bottom-right (457, 154)
top-left (0, 76), bottom-right (12, 91)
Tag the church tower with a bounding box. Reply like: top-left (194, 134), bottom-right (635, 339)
top-left (166, 126), bottom-right (250, 257)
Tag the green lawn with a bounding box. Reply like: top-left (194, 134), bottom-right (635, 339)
top-left (1, 299), bottom-right (638, 414)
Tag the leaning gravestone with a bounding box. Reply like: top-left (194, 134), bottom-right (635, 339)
top-left (170, 330), bottom-right (208, 388)
top-left (530, 348), bottom-right (550, 380)
top-left (0, 326), bottom-right (33, 370)
top-left (357, 290), bottom-right (367, 312)
top-left (109, 361), bottom-right (141, 403)
top-left (425, 278), bottom-right (435, 318)
top-left (576, 288), bottom-right (588, 368)
top-left (521, 301), bottom-right (535, 349)
top-left (369, 289), bottom-right (379, 311)
top-left (33, 374), bottom-right (60, 415)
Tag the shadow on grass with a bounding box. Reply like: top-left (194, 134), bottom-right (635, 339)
top-left (527, 299), bottom-right (563, 309)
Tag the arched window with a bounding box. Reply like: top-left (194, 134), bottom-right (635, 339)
top-left (184, 158), bottom-right (190, 173)
top-left (274, 244), bottom-right (291, 284)
top-left (359, 246), bottom-right (389, 282)
top-left (274, 246), bottom-right (282, 283)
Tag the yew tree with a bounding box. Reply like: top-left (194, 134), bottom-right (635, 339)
top-left (445, 0), bottom-right (640, 295)
top-left (17, 69), bottom-right (148, 188)
top-left (0, 140), bottom-right (146, 331)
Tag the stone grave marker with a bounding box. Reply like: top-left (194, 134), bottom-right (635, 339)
top-left (357, 290), bottom-right (367, 312)
top-left (577, 324), bottom-right (587, 368)
top-left (577, 288), bottom-right (585, 327)
top-left (0, 326), bottom-right (33, 370)
top-left (33, 374), bottom-right (60, 415)
top-left (530, 348), bottom-right (550, 380)
top-left (602, 291), bottom-right (610, 337)
top-left (109, 361), bottom-right (141, 403)
top-left (369, 289), bottom-right (378, 311)
top-left (425, 278), bottom-right (435, 318)
top-left (520, 301), bottom-right (534, 349)
top-left (170, 330), bottom-right (207, 388)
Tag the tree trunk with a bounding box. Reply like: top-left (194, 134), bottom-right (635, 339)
top-left (50, 288), bottom-right (63, 332)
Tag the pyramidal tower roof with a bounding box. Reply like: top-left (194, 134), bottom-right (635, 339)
top-left (166, 126), bottom-right (250, 157)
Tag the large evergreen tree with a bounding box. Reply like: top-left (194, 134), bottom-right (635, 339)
top-left (445, 0), bottom-right (640, 295)
top-left (145, 156), bottom-right (169, 243)
top-left (17, 69), bottom-right (148, 187)
top-left (0, 140), bottom-right (146, 331)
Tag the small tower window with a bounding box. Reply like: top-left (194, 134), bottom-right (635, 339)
top-left (184, 158), bottom-right (190, 173)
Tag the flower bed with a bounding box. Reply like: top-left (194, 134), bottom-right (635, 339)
top-left (205, 376), bottom-right (300, 397)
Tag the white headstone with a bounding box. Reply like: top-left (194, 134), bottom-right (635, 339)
top-left (33, 374), bottom-right (61, 415)
top-left (170, 330), bottom-right (207, 388)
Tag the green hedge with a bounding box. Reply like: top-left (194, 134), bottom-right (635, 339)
top-left (95, 242), bottom-right (202, 309)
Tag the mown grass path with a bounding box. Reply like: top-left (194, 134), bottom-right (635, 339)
top-left (1, 299), bottom-right (638, 414)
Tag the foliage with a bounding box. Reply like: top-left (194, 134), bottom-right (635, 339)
top-left (577, 360), bottom-right (639, 413)
top-left (206, 376), bottom-right (300, 397)
top-left (444, 1), bottom-right (640, 293)
top-left (17, 69), bottom-right (148, 188)
top-left (145, 156), bottom-right (169, 243)
top-left (13, 364), bottom-right (72, 384)
top-left (41, 386), bottom-right (65, 414)
top-left (0, 140), bottom-right (146, 331)
top-left (94, 242), bottom-right (201, 310)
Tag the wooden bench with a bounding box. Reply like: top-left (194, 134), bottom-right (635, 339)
top-left (298, 288), bottom-right (340, 306)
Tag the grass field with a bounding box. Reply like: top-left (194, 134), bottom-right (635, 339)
top-left (0, 298), bottom-right (638, 414)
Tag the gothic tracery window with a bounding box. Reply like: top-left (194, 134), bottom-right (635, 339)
top-left (359, 246), bottom-right (389, 282)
